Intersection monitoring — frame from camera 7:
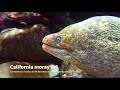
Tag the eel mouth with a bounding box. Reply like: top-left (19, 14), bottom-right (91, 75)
top-left (42, 43), bottom-right (66, 51)
top-left (42, 42), bottom-right (74, 54)
top-left (42, 43), bottom-right (68, 61)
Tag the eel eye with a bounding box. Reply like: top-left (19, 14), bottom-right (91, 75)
top-left (55, 36), bottom-right (61, 43)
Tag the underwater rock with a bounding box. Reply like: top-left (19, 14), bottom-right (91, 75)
top-left (0, 24), bottom-right (51, 62)
top-left (42, 16), bottom-right (120, 78)
top-left (40, 12), bottom-right (75, 33)
top-left (0, 61), bottom-right (59, 78)
top-left (5, 12), bottom-right (49, 26)
top-left (0, 12), bottom-right (49, 31)
top-left (5, 12), bottom-right (41, 18)
top-left (0, 12), bottom-right (76, 33)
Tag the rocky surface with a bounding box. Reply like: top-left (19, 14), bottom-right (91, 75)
top-left (0, 24), bottom-right (51, 62)
top-left (0, 12), bottom-right (49, 31)
top-left (0, 12), bottom-right (76, 33)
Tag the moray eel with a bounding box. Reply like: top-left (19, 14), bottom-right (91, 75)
top-left (42, 16), bottom-right (120, 78)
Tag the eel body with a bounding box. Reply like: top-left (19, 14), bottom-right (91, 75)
top-left (42, 16), bottom-right (120, 78)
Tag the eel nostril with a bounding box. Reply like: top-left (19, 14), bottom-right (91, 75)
top-left (45, 37), bottom-right (48, 43)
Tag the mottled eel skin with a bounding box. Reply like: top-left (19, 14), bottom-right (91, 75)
top-left (42, 16), bottom-right (120, 78)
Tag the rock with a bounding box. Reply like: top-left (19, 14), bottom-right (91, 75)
top-left (0, 61), bottom-right (59, 78)
top-left (0, 12), bottom-right (49, 31)
top-left (5, 12), bottom-right (49, 26)
top-left (40, 12), bottom-right (75, 33)
top-left (0, 24), bottom-right (51, 62)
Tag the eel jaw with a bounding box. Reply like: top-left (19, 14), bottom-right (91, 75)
top-left (42, 43), bottom-right (71, 61)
